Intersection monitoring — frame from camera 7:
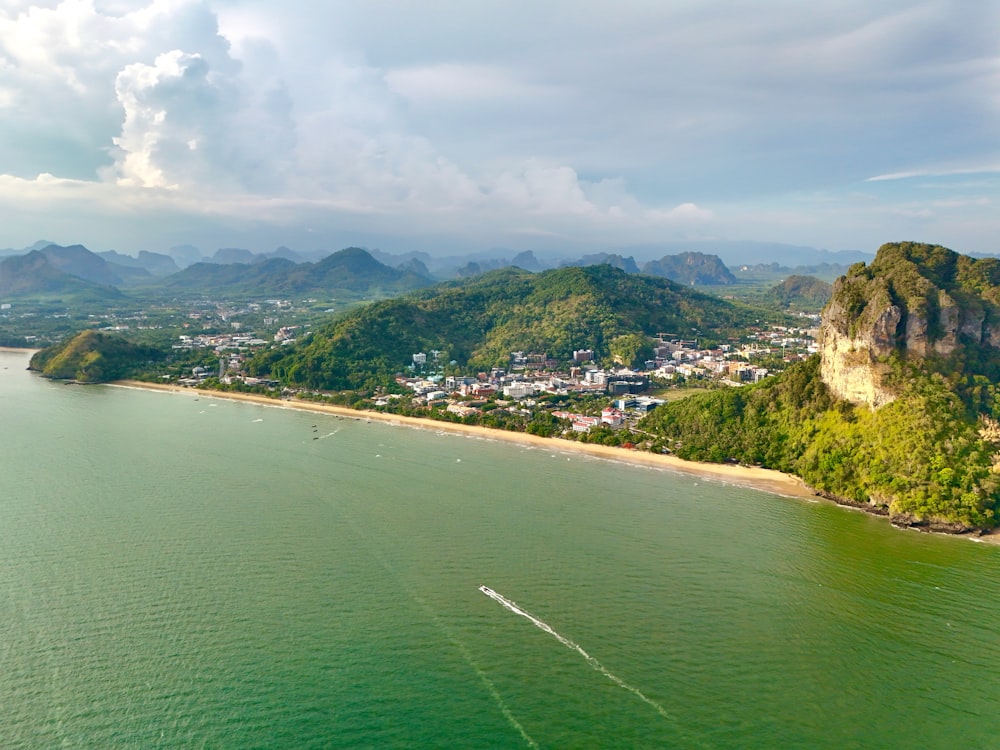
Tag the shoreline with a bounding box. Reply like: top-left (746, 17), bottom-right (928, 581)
top-left (113, 380), bottom-right (815, 499)
top-left (110, 379), bottom-right (1000, 545)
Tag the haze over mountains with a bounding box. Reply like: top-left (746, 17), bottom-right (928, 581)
top-left (0, 238), bottom-right (875, 301)
top-left (1, 238), bottom-right (869, 269)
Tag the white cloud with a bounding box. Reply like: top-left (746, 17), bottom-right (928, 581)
top-left (0, 1), bottom-right (997, 254)
top-left (653, 203), bottom-right (714, 223)
top-left (384, 63), bottom-right (561, 104)
top-left (867, 166), bottom-right (1000, 182)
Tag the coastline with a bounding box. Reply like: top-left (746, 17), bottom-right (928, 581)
top-left (109, 379), bottom-right (1000, 544)
top-left (112, 380), bottom-right (815, 500)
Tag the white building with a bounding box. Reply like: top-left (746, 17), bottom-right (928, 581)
top-left (503, 382), bottom-right (536, 399)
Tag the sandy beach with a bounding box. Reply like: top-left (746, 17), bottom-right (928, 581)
top-left (114, 379), bottom-right (816, 499)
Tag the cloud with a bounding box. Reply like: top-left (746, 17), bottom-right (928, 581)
top-left (384, 64), bottom-right (561, 105)
top-left (0, 1), bottom-right (998, 254)
top-left (867, 166), bottom-right (1000, 182)
top-left (111, 46), bottom-right (296, 191)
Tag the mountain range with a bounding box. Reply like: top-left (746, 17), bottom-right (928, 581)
top-left (0, 240), bottom-right (825, 301)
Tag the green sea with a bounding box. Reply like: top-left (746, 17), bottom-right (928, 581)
top-left (2, 348), bottom-right (999, 749)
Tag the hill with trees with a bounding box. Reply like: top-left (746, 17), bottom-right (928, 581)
top-left (641, 242), bottom-right (1000, 532)
top-left (763, 275), bottom-right (833, 311)
top-left (29, 330), bottom-right (163, 382)
top-left (247, 264), bottom-right (773, 390)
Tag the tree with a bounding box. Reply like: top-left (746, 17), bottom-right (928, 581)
top-left (608, 333), bottom-right (654, 368)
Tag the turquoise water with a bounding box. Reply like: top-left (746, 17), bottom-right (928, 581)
top-left (2, 348), bottom-right (999, 748)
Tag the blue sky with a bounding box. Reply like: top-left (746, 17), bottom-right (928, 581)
top-left (0, 0), bottom-right (997, 257)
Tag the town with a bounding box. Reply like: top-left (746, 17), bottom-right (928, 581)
top-left (172, 320), bottom-right (819, 436)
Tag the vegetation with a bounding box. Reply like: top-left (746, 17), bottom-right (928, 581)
top-left (641, 356), bottom-right (999, 529)
top-left (764, 275), bottom-right (832, 311)
top-left (29, 330), bottom-right (164, 383)
top-left (642, 242), bottom-right (1000, 532)
top-left (247, 264), bottom-right (783, 390)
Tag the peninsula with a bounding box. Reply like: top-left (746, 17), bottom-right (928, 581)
top-left (644, 243), bottom-right (1000, 532)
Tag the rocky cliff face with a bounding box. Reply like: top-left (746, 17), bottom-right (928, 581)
top-left (819, 242), bottom-right (1000, 408)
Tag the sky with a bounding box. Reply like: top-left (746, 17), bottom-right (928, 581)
top-left (0, 0), bottom-right (998, 258)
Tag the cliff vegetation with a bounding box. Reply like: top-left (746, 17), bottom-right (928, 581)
top-left (642, 243), bottom-right (1000, 531)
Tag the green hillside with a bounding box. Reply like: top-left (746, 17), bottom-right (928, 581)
top-left (641, 243), bottom-right (1000, 532)
top-left (764, 275), bottom-right (832, 310)
top-left (29, 330), bottom-right (163, 382)
top-left (247, 264), bottom-right (775, 390)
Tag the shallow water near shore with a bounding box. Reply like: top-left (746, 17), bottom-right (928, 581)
top-left (2, 349), bottom-right (1000, 748)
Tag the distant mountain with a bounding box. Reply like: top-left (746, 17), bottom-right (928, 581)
top-left (0, 240), bottom-right (57, 258)
top-left (733, 261), bottom-right (852, 282)
top-left (510, 250), bottom-right (543, 271)
top-left (397, 257), bottom-right (431, 277)
top-left (617, 241), bottom-right (872, 268)
top-left (160, 257), bottom-right (296, 294)
top-left (642, 252), bottom-right (736, 285)
top-left (201, 245), bottom-right (312, 266)
top-left (99, 250), bottom-right (179, 277)
top-left (211, 247), bottom-right (257, 265)
top-left (562, 253), bottom-right (640, 274)
top-left (368, 248), bottom-right (436, 271)
top-left (764, 275), bottom-right (833, 310)
top-left (265, 246), bottom-right (307, 263)
top-left (167, 245), bottom-right (204, 269)
top-left (0, 250), bottom-right (123, 300)
top-left (247, 264), bottom-right (775, 391)
top-left (159, 247), bottom-right (431, 296)
top-left (455, 259), bottom-right (506, 278)
top-left (37, 244), bottom-right (124, 286)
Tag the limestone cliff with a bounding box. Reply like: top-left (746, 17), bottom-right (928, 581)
top-left (819, 242), bottom-right (1000, 408)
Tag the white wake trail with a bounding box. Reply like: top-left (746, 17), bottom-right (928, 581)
top-left (479, 585), bottom-right (673, 722)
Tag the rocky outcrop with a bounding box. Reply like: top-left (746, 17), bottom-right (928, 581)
top-left (819, 243), bottom-right (1000, 408)
top-left (641, 251), bottom-right (736, 285)
top-left (819, 301), bottom-right (899, 408)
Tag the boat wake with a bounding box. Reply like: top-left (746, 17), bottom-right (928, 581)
top-left (479, 585), bottom-right (673, 722)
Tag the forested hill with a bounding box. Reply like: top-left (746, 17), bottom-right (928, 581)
top-left (247, 264), bottom-right (773, 390)
top-left (29, 330), bottom-right (163, 382)
top-left (641, 243), bottom-right (1000, 532)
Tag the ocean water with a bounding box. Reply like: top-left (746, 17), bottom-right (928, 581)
top-left (2, 348), bottom-right (999, 748)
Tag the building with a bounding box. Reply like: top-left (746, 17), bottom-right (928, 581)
top-left (601, 407), bottom-right (625, 426)
top-left (503, 382), bottom-right (536, 399)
